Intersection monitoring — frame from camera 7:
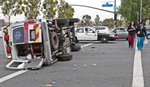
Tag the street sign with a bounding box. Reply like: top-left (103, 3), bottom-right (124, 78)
top-left (102, 2), bottom-right (113, 7)
top-left (114, 5), bottom-right (117, 12)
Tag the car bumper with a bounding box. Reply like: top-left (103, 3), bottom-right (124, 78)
top-left (108, 37), bottom-right (116, 41)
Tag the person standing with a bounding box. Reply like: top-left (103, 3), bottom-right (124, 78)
top-left (136, 22), bottom-right (147, 51)
top-left (127, 21), bottom-right (136, 48)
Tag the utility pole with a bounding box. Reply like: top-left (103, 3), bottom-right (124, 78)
top-left (140, 0), bottom-right (142, 22)
top-left (114, 0), bottom-right (117, 28)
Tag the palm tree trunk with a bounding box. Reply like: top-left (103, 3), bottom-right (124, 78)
top-left (8, 16), bottom-right (11, 25)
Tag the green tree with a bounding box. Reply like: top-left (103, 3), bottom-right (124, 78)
top-left (103, 18), bottom-right (114, 28)
top-left (80, 14), bottom-right (92, 27)
top-left (116, 19), bottom-right (122, 27)
top-left (1, 0), bottom-right (22, 24)
top-left (103, 18), bottom-right (122, 28)
top-left (0, 0), bottom-right (2, 5)
top-left (21, 0), bottom-right (41, 19)
top-left (94, 15), bottom-right (100, 26)
top-left (42, 0), bottom-right (58, 18)
top-left (118, 0), bottom-right (150, 23)
top-left (58, 0), bottom-right (74, 18)
top-left (142, 1), bottom-right (150, 22)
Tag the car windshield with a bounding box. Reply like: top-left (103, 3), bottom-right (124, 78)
top-left (110, 29), bottom-right (115, 32)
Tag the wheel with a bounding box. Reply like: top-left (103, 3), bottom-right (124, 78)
top-left (52, 18), bottom-right (69, 25)
top-left (57, 54), bottom-right (73, 61)
top-left (101, 36), bottom-right (108, 43)
top-left (68, 18), bottom-right (80, 26)
top-left (50, 32), bottom-right (59, 50)
top-left (71, 43), bottom-right (81, 51)
top-left (126, 36), bottom-right (128, 40)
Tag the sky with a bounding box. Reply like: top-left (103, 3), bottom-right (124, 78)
top-left (65, 0), bottom-right (121, 21)
top-left (0, 0), bottom-right (121, 22)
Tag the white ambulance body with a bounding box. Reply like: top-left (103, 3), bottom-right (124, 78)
top-left (2, 18), bottom-right (80, 70)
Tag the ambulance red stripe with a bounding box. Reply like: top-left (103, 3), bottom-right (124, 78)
top-left (24, 22), bottom-right (28, 44)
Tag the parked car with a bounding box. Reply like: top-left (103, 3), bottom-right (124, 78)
top-left (145, 26), bottom-right (150, 39)
top-left (75, 27), bottom-right (115, 43)
top-left (0, 27), bottom-right (2, 38)
top-left (93, 26), bottom-right (110, 33)
top-left (111, 27), bottom-right (128, 40)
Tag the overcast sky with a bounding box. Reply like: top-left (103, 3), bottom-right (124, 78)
top-left (65, 0), bottom-right (121, 21)
top-left (0, 0), bottom-right (121, 22)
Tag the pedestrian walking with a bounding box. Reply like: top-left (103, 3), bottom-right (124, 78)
top-left (127, 21), bottom-right (136, 48)
top-left (136, 22), bottom-right (147, 51)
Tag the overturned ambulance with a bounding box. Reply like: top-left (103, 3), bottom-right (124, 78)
top-left (2, 18), bottom-right (81, 70)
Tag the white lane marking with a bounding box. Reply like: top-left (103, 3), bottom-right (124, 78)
top-left (0, 43), bottom-right (93, 83)
top-left (80, 41), bottom-right (100, 48)
top-left (81, 43), bottom-right (93, 48)
top-left (0, 70), bottom-right (28, 83)
top-left (132, 38), bottom-right (144, 87)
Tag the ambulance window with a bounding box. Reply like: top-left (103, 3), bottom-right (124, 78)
top-left (30, 30), bottom-right (36, 41)
top-left (13, 27), bottom-right (24, 44)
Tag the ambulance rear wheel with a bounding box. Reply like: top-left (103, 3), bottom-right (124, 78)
top-left (57, 54), bottom-right (72, 61)
top-left (50, 32), bottom-right (59, 50)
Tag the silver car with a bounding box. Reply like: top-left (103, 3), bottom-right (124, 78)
top-left (111, 27), bottom-right (128, 40)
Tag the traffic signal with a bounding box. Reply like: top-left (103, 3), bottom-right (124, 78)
top-left (66, 2), bottom-right (69, 8)
top-left (114, 12), bottom-right (117, 21)
top-left (114, 21), bottom-right (117, 25)
top-left (43, 3), bottom-right (46, 9)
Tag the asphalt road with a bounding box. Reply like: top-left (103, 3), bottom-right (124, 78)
top-left (0, 38), bottom-right (150, 87)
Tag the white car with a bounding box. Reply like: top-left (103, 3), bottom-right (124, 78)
top-left (93, 26), bottom-right (110, 33)
top-left (0, 27), bottom-right (2, 38)
top-left (75, 27), bottom-right (116, 43)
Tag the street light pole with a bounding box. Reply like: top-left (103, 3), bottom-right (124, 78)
top-left (140, 0), bottom-right (142, 22)
top-left (114, 0), bottom-right (117, 28)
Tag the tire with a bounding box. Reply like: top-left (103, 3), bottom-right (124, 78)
top-left (126, 37), bottom-right (128, 40)
top-left (50, 32), bottom-right (59, 50)
top-left (68, 18), bottom-right (80, 26)
top-left (52, 18), bottom-right (69, 25)
top-left (101, 36), bottom-right (108, 43)
top-left (71, 43), bottom-right (81, 51)
top-left (57, 54), bottom-right (73, 61)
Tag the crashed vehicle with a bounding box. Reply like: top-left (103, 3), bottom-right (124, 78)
top-left (2, 18), bottom-right (81, 70)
